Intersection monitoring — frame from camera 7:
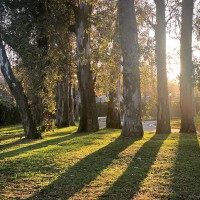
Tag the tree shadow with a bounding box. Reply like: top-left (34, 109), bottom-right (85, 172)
top-left (99, 133), bottom-right (169, 199)
top-left (0, 129), bottom-right (79, 159)
top-left (1, 129), bottom-right (123, 190)
top-left (0, 124), bottom-right (23, 133)
top-left (28, 136), bottom-right (138, 200)
top-left (169, 133), bottom-right (200, 199)
top-left (0, 139), bottom-right (24, 151)
top-left (0, 126), bottom-right (24, 142)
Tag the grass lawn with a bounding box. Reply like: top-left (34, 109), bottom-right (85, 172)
top-left (171, 117), bottom-right (200, 131)
top-left (0, 125), bottom-right (200, 199)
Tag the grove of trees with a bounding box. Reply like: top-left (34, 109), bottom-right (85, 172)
top-left (0, 0), bottom-right (199, 138)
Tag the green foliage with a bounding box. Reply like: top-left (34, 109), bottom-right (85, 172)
top-left (0, 0), bottom-right (78, 130)
top-left (0, 101), bottom-right (20, 126)
top-left (140, 65), bottom-right (157, 119)
top-left (90, 0), bottom-right (121, 95)
top-left (1, 125), bottom-right (200, 199)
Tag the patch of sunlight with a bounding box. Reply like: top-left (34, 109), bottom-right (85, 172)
top-left (0, 124), bottom-right (23, 133)
top-left (0, 126), bottom-right (77, 158)
top-left (1, 129), bottom-right (122, 199)
top-left (69, 132), bottom-right (154, 200)
top-left (53, 132), bottom-right (122, 170)
top-left (132, 132), bottom-right (180, 200)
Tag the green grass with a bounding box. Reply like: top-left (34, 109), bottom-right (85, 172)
top-left (171, 117), bottom-right (200, 130)
top-left (0, 125), bottom-right (200, 199)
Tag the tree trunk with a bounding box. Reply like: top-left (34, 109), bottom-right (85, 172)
top-left (106, 90), bottom-right (121, 129)
top-left (55, 82), bottom-right (62, 127)
top-left (118, 0), bottom-right (143, 138)
top-left (180, 0), bottom-right (196, 133)
top-left (55, 70), bottom-right (69, 128)
top-left (69, 83), bottom-right (75, 126)
top-left (74, 86), bottom-right (80, 122)
top-left (154, 0), bottom-right (171, 134)
top-left (75, 2), bottom-right (99, 133)
top-left (0, 38), bottom-right (39, 139)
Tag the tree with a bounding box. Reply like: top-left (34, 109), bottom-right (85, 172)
top-left (75, 1), bottom-right (99, 132)
top-left (154, 0), bottom-right (171, 134)
top-left (88, 0), bottom-right (122, 129)
top-left (0, 0), bottom-right (51, 129)
top-left (55, 67), bottom-right (70, 128)
top-left (180, 0), bottom-right (196, 133)
top-left (0, 38), bottom-right (40, 139)
top-left (69, 83), bottom-right (75, 126)
top-left (118, 0), bottom-right (143, 137)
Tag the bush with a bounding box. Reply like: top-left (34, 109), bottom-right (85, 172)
top-left (0, 101), bottom-right (21, 126)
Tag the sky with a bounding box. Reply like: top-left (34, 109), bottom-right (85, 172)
top-left (166, 35), bottom-right (180, 81)
top-left (166, 34), bottom-right (200, 81)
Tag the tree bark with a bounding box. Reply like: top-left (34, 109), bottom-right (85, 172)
top-left (106, 90), bottom-right (121, 129)
top-left (154, 0), bottom-right (171, 134)
top-left (0, 38), bottom-right (39, 139)
top-left (75, 2), bottom-right (99, 133)
top-left (55, 69), bottom-right (69, 128)
top-left (74, 86), bottom-right (80, 122)
top-left (118, 0), bottom-right (143, 138)
top-left (180, 0), bottom-right (196, 133)
top-left (69, 83), bottom-right (75, 126)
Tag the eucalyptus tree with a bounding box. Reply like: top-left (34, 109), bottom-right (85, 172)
top-left (74, 1), bottom-right (99, 132)
top-left (0, 1), bottom-right (42, 138)
top-left (118, 0), bottom-right (143, 137)
top-left (0, 37), bottom-right (39, 139)
top-left (154, 0), bottom-right (171, 134)
top-left (90, 0), bottom-right (122, 129)
top-left (0, 0), bottom-right (51, 130)
top-left (1, 0), bottom-right (76, 130)
top-left (180, 0), bottom-right (196, 133)
top-left (55, 66), bottom-right (70, 128)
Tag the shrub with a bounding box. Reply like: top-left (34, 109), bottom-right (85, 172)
top-left (0, 101), bottom-right (21, 126)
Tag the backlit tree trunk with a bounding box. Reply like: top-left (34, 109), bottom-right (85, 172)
top-left (106, 90), bottom-right (121, 129)
top-left (154, 0), bottom-right (171, 134)
top-left (118, 0), bottom-right (143, 137)
top-left (0, 38), bottom-right (39, 139)
top-left (75, 2), bottom-right (99, 133)
top-left (180, 0), bottom-right (196, 133)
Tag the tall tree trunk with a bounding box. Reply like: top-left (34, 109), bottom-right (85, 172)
top-left (69, 83), bottom-right (75, 126)
top-left (154, 0), bottom-right (171, 134)
top-left (75, 2), bottom-right (99, 133)
top-left (55, 69), bottom-right (69, 128)
top-left (118, 0), bottom-right (143, 138)
top-left (180, 0), bottom-right (196, 133)
top-left (55, 82), bottom-right (61, 126)
top-left (74, 86), bottom-right (80, 122)
top-left (106, 90), bottom-right (121, 129)
top-left (0, 38), bottom-right (39, 139)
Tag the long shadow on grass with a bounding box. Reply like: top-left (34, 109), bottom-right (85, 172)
top-left (0, 126), bottom-right (24, 142)
top-left (1, 130), bottom-right (119, 188)
top-left (28, 136), bottom-right (137, 200)
top-left (0, 129), bottom-right (78, 160)
top-left (99, 133), bottom-right (169, 200)
top-left (0, 139), bottom-right (24, 151)
top-left (0, 124), bottom-right (22, 133)
top-left (169, 133), bottom-right (200, 199)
